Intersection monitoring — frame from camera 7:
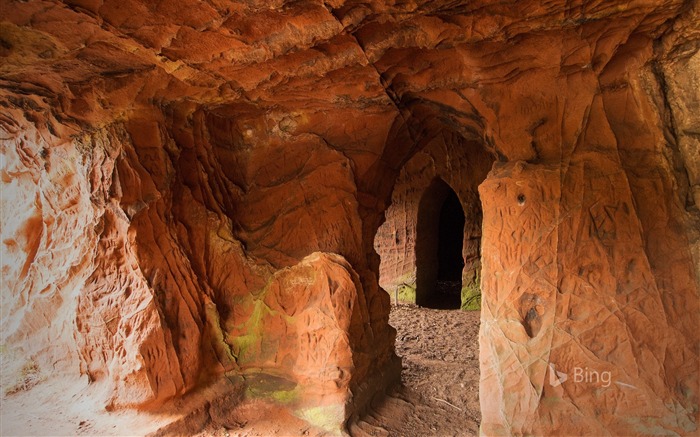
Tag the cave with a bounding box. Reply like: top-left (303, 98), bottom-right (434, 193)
top-left (415, 178), bottom-right (466, 309)
top-left (374, 134), bottom-right (489, 312)
top-left (435, 188), bottom-right (466, 307)
top-left (2, 1), bottom-right (700, 436)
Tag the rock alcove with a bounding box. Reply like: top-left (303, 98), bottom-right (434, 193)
top-left (419, 179), bottom-right (466, 310)
top-left (1, 0), bottom-right (699, 436)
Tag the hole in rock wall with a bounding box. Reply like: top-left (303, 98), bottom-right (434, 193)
top-left (373, 135), bottom-right (493, 312)
top-left (416, 178), bottom-right (465, 309)
top-left (372, 174), bottom-right (484, 435)
top-left (434, 190), bottom-right (466, 308)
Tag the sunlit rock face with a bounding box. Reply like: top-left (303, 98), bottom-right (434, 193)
top-left (1, 0), bottom-right (698, 434)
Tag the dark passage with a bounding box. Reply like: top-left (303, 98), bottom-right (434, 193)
top-left (430, 190), bottom-right (465, 309)
top-left (416, 178), bottom-right (466, 309)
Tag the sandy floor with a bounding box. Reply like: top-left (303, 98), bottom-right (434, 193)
top-left (351, 304), bottom-right (481, 437)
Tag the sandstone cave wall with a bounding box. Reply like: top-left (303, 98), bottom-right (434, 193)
top-left (657, 0), bottom-right (700, 279)
top-left (374, 133), bottom-right (493, 308)
top-left (1, 0), bottom-right (699, 435)
top-left (0, 96), bottom-right (400, 429)
top-left (367, 10), bottom-right (700, 435)
top-left (470, 28), bottom-right (700, 437)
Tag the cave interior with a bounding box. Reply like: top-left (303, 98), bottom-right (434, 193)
top-left (1, 0), bottom-right (699, 435)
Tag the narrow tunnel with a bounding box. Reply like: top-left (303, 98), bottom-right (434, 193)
top-left (434, 189), bottom-right (466, 308)
top-left (416, 178), bottom-right (465, 309)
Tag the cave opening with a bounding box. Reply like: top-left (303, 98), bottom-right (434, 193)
top-left (435, 189), bottom-right (466, 308)
top-left (416, 178), bottom-right (465, 309)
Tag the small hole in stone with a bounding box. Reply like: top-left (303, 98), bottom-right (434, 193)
top-left (523, 307), bottom-right (539, 338)
top-left (517, 194), bottom-right (526, 205)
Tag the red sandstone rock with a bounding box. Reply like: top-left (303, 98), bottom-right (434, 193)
top-left (479, 159), bottom-right (698, 435)
top-left (1, 0), bottom-right (698, 435)
top-left (375, 134), bottom-right (493, 308)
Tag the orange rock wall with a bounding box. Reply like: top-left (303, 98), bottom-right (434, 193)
top-left (1, 0), bottom-right (699, 434)
top-left (0, 97), bottom-right (399, 423)
top-left (374, 133), bottom-right (493, 305)
top-left (476, 37), bottom-right (700, 437)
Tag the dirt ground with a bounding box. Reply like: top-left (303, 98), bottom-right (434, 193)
top-left (350, 304), bottom-right (481, 437)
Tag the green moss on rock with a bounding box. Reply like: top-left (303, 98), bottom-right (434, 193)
top-left (461, 271), bottom-right (481, 311)
top-left (296, 404), bottom-right (345, 435)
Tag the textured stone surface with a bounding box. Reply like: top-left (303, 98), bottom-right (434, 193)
top-left (374, 134), bottom-right (493, 308)
top-left (1, 0), bottom-right (699, 435)
top-left (480, 159), bottom-right (698, 435)
top-left (0, 97), bottom-right (399, 421)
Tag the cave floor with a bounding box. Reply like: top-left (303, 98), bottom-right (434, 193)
top-left (351, 304), bottom-right (481, 437)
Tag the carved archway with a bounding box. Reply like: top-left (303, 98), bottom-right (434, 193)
top-left (415, 178), bottom-right (465, 309)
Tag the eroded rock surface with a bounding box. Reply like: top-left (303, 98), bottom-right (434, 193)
top-left (480, 160), bottom-right (698, 435)
top-left (1, 0), bottom-right (698, 435)
top-left (374, 134), bottom-right (493, 308)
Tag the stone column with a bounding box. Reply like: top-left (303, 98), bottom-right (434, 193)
top-left (479, 159), bottom-right (698, 435)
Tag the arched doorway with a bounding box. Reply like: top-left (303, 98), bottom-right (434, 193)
top-left (415, 178), bottom-right (465, 309)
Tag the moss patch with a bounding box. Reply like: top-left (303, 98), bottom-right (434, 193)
top-left (229, 299), bottom-right (274, 364)
top-left (385, 272), bottom-right (417, 304)
top-left (244, 373), bottom-right (300, 405)
top-left (461, 271), bottom-right (481, 311)
top-left (397, 282), bottom-right (417, 303)
top-left (296, 404), bottom-right (345, 435)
